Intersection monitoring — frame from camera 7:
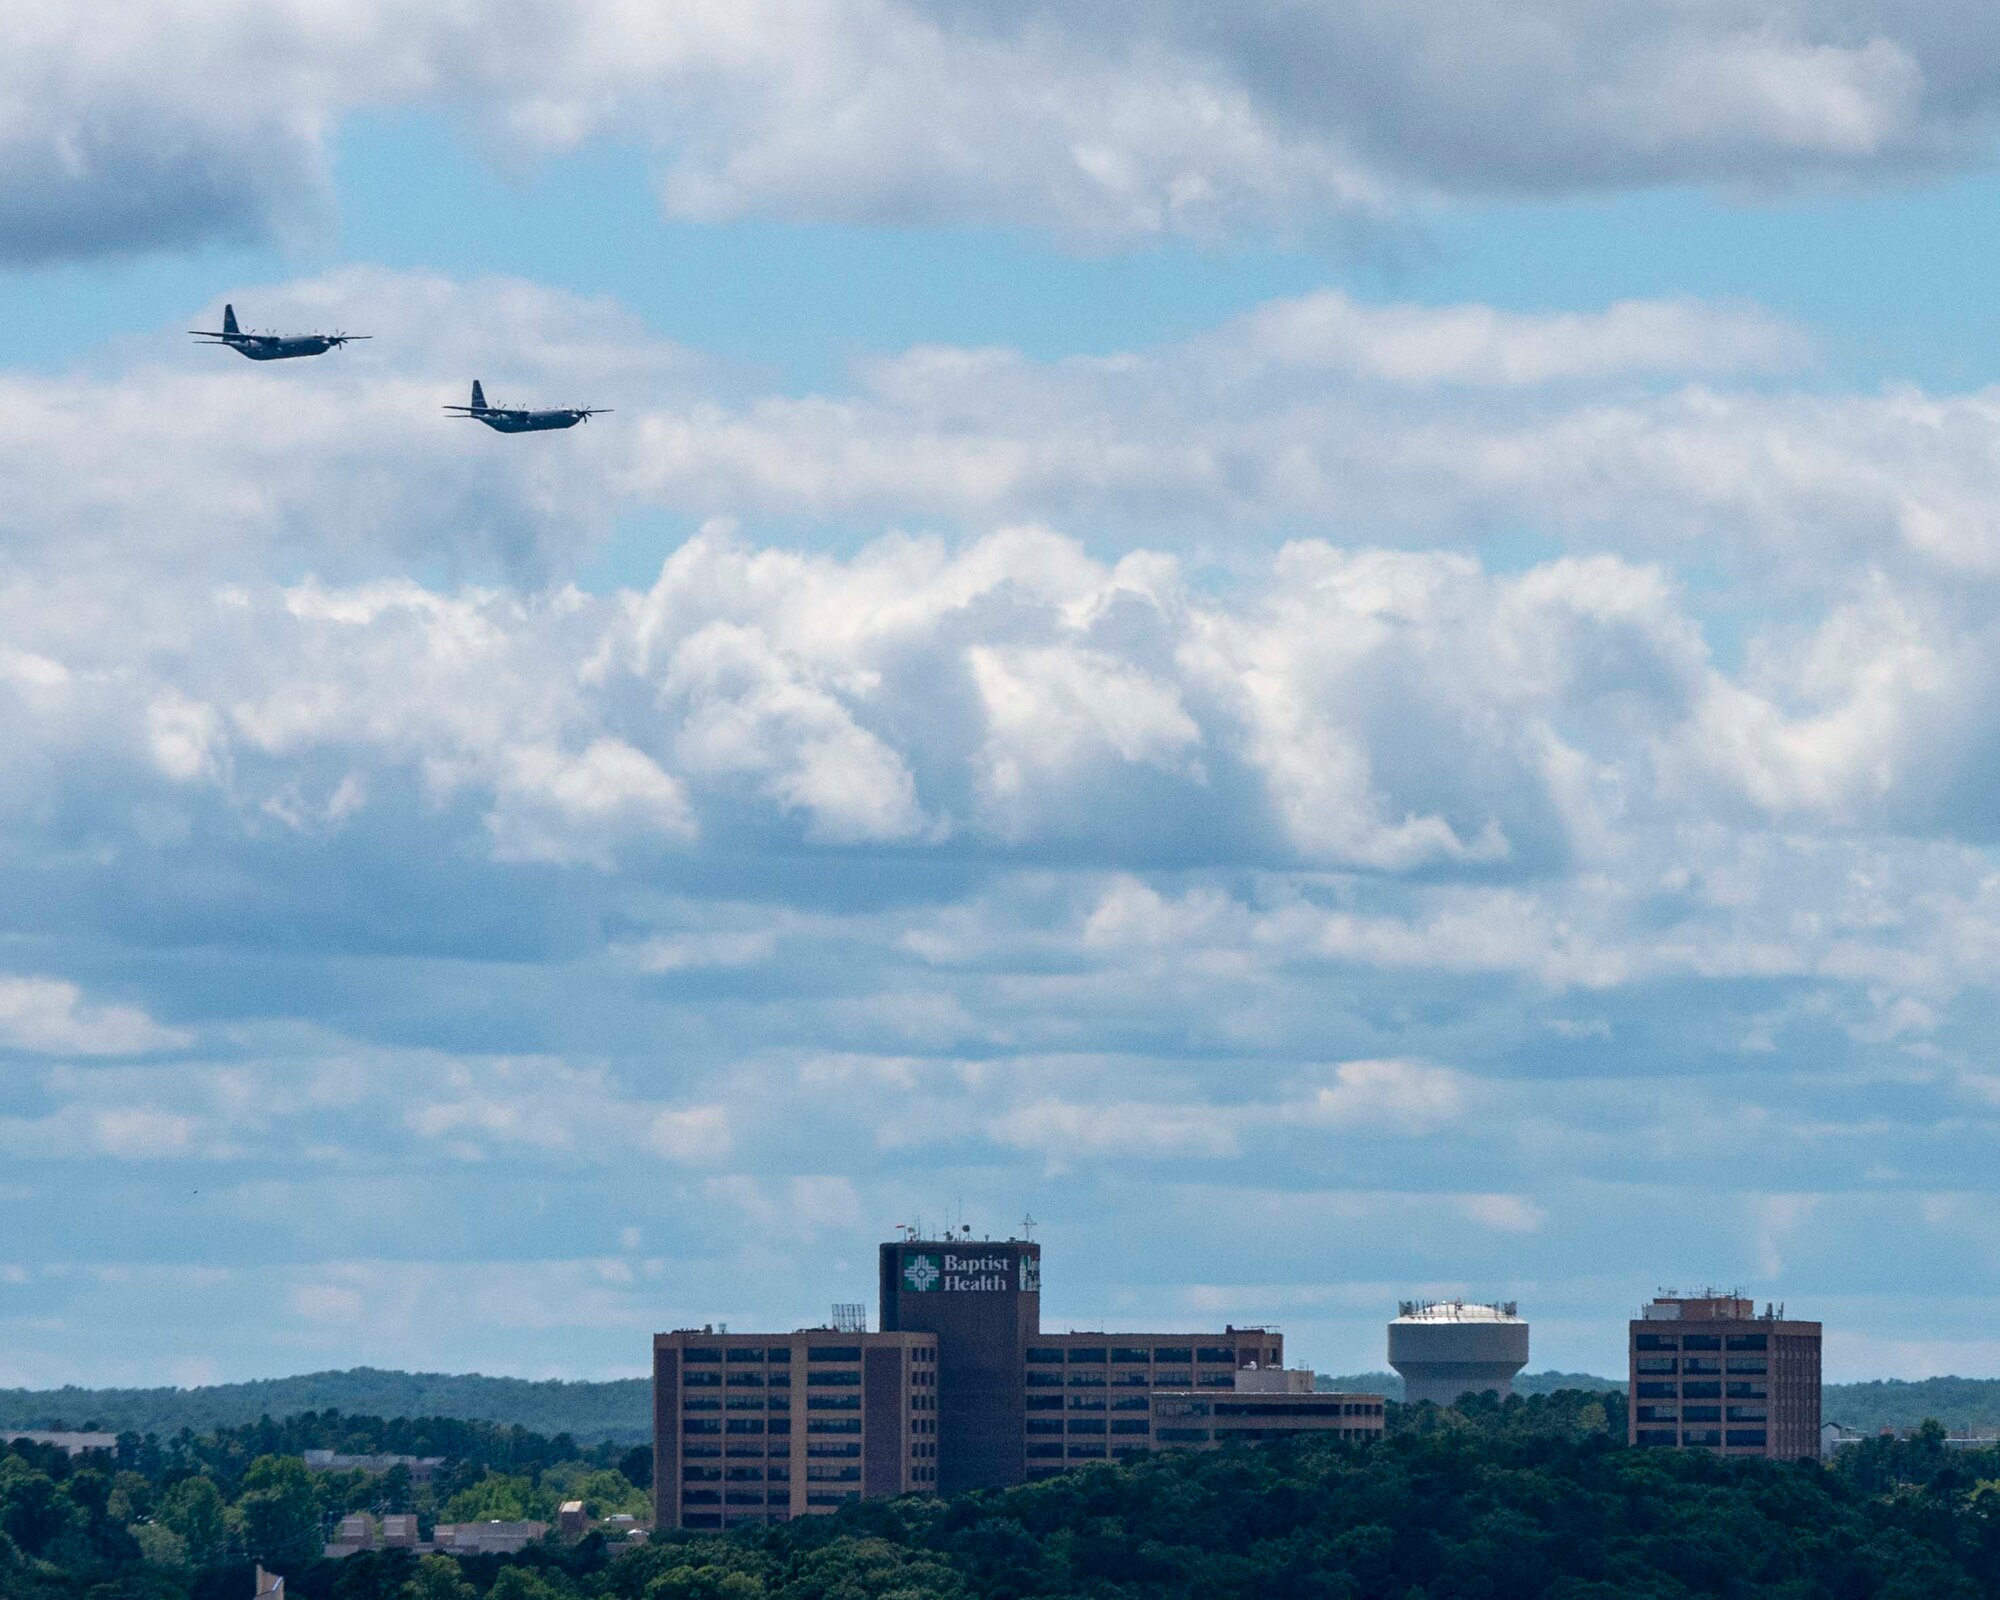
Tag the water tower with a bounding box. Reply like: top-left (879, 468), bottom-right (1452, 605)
top-left (1387, 1299), bottom-right (1529, 1406)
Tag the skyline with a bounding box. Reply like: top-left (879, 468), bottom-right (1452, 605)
top-left (8, 2), bottom-right (2000, 1393)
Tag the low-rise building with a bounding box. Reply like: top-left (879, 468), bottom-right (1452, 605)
top-left (1147, 1371), bottom-right (1386, 1453)
top-left (432, 1521), bottom-right (549, 1556)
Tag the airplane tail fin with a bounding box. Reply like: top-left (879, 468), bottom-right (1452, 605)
top-left (470, 380), bottom-right (487, 412)
top-left (222, 304), bottom-right (239, 337)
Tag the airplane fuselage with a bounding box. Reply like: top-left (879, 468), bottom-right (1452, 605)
top-left (470, 408), bottom-right (588, 433)
top-left (224, 335), bottom-right (340, 360)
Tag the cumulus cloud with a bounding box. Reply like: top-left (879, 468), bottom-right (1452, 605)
top-left (6, 2), bottom-right (2000, 259)
top-left (0, 977), bottom-right (187, 1057)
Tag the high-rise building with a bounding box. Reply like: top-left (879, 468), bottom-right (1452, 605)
top-left (653, 1230), bottom-right (1384, 1525)
top-left (880, 1235), bottom-right (1040, 1494)
top-left (652, 1327), bottom-right (939, 1530)
top-left (1627, 1291), bottom-right (1820, 1459)
top-left (1386, 1300), bottom-right (1530, 1406)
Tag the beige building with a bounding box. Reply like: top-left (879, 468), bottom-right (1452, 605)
top-left (1150, 1369), bottom-right (1386, 1452)
top-left (654, 1327), bottom-right (938, 1530)
top-left (1628, 1291), bottom-right (1820, 1460)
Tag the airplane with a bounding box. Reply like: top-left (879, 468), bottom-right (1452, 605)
top-left (444, 380), bottom-right (610, 434)
top-left (189, 304), bottom-right (369, 361)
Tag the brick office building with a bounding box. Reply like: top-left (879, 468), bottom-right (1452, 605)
top-left (655, 1232), bottom-right (1385, 1529)
top-left (1628, 1291), bottom-right (1820, 1459)
top-left (653, 1327), bottom-right (940, 1530)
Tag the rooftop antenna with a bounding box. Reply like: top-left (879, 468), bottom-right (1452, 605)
top-left (1021, 1213), bottom-right (1037, 1241)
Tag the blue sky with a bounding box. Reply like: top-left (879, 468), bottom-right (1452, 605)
top-left (6, 1), bottom-right (2000, 1392)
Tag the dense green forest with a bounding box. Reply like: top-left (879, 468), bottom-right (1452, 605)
top-left (7, 1392), bottom-right (2000, 1599)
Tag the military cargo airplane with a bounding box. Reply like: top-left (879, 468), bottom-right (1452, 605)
top-left (445, 380), bottom-right (609, 433)
top-left (189, 304), bottom-right (369, 361)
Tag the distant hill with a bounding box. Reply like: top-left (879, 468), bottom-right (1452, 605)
top-left (0, 1367), bottom-right (652, 1444)
top-left (1318, 1370), bottom-right (1622, 1402)
top-left (8, 1365), bottom-right (2000, 1445)
top-left (1822, 1378), bottom-right (2000, 1436)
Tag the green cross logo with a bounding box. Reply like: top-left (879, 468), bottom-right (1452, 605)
top-left (903, 1253), bottom-right (942, 1292)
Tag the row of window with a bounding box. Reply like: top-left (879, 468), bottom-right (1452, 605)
top-left (1632, 1333), bottom-right (1770, 1353)
top-left (1634, 1382), bottom-right (1769, 1400)
top-left (1026, 1346), bottom-right (1264, 1364)
top-left (1026, 1372), bottom-right (1240, 1389)
top-left (1634, 1358), bottom-right (1768, 1376)
top-left (1634, 1429), bottom-right (1770, 1448)
top-left (677, 1344), bottom-right (937, 1364)
top-left (1026, 1419), bottom-right (1151, 1435)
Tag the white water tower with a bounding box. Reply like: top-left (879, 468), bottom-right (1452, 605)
top-left (1387, 1299), bottom-right (1530, 1406)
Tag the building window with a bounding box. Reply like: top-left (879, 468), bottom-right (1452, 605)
top-left (807, 1395), bottom-right (861, 1410)
top-left (1682, 1358), bottom-right (1720, 1375)
top-left (682, 1466), bottom-right (722, 1481)
top-left (1068, 1419), bottom-right (1106, 1435)
top-left (684, 1372), bottom-right (722, 1387)
top-left (1682, 1429), bottom-right (1722, 1447)
top-left (727, 1348), bottom-right (765, 1362)
top-left (1110, 1347), bottom-right (1148, 1364)
top-left (1026, 1444), bottom-right (1063, 1459)
top-left (767, 1347), bottom-right (792, 1362)
top-left (1027, 1420), bottom-right (1063, 1435)
top-left (1112, 1396), bottom-right (1148, 1411)
top-left (805, 1442), bottom-right (861, 1458)
top-left (808, 1372), bottom-right (862, 1387)
top-left (805, 1465), bottom-right (861, 1482)
top-left (1681, 1382), bottom-right (1721, 1399)
top-left (1067, 1445), bottom-right (1105, 1459)
top-left (1725, 1383), bottom-right (1768, 1400)
top-left (1726, 1430), bottom-right (1768, 1448)
top-left (1636, 1358), bottom-right (1677, 1375)
top-left (1196, 1347), bottom-right (1236, 1364)
top-left (684, 1513), bottom-right (721, 1529)
top-left (1027, 1347), bottom-right (1063, 1364)
top-left (1026, 1373), bottom-right (1062, 1388)
top-left (767, 1493), bottom-right (789, 1507)
top-left (1026, 1397), bottom-right (1063, 1411)
top-left (767, 1420), bottom-right (792, 1435)
top-left (1726, 1407), bottom-right (1767, 1423)
top-left (684, 1349), bottom-right (723, 1362)
top-left (725, 1420), bottom-right (766, 1434)
top-left (1725, 1360), bottom-right (1767, 1376)
top-left (805, 1492), bottom-right (860, 1507)
top-left (1634, 1406), bottom-right (1676, 1423)
top-left (1636, 1383), bottom-right (1676, 1399)
top-left (1681, 1407), bottom-right (1721, 1423)
top-left (684, 1398), bottom-right (722, 1411)
top-left (1068, 1347), bottom-right (1107, 1363)
top-left (1725, 1334), bottom-right (1768, 1352)
top-left (1634, 1334), bottom-right (1677, 1352)
top-left (807, 1419), bottom-right (862, 1434)
top-left (1154, 1347), bottom-right (1193, 1363)
top-left (683, 1491), bottom-right (721, 1505)
top-left (1155, 1428), bottom-right (1209, 1442)
top-left (1634, 1430), bottom-right (1676, 1447)
top-left (1681, 1335), bottom-right (1722, 1352)
top-left (684, 1419), bottom-right (721, 1435)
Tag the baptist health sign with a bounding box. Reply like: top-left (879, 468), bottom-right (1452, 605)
top-left (902, 1250), bottom-right (1038, 1294)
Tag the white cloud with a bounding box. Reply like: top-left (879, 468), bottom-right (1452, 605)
top-left (0, 977), bottom-right (188, 1057)
top-left (1286, 1060), bottom-right (1469, 1135)
top-left (3, 3), bottom-right (1994, 259)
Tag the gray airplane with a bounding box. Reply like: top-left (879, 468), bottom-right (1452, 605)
top-left (445, 380), bottom-right (609, 434)
top-left (189, 304), bottom-right (369, 361)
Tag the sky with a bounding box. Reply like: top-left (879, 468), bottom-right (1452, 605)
top-left (6, 1), bottom-right (2000, 1393)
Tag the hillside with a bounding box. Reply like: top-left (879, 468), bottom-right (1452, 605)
top-left (0, 1368), bottom-right (652, 1445)
top-left (9, 1364), bottom-right (2000, 1445)
top-left (1318, 1370), bottom-right (1623, 1401)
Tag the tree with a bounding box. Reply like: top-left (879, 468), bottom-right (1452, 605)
top-left (159, 1474), bottom-right (229, 1565)
top-left (405, 1554), bottom-right (476, 1600)
top-left (132, 1520), bottom-right (190, 1567)
top-left (237, 1455), bottom-right (321, 1571)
